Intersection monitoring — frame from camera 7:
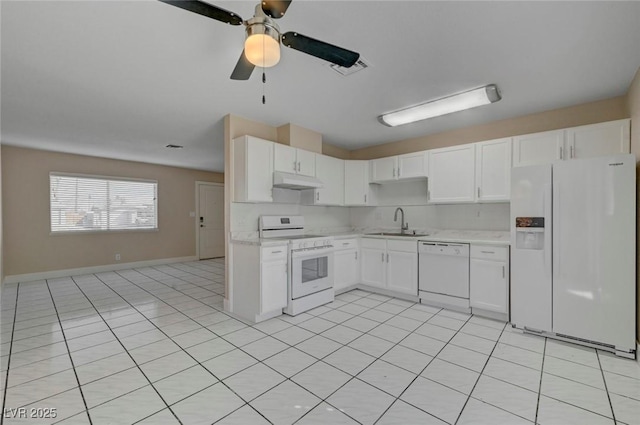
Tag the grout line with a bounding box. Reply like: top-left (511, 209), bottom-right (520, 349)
top-left (534, 338), bottom-right (547, 424)
top-left (44, 280), bottom-right (93, 425)
top-left (596, 350), bottom-right (617, 423)
top-left (1, 284), bottom-right (20, 425)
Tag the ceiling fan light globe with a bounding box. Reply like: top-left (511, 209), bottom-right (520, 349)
top-left (245, 33), bottom-right (280, 67)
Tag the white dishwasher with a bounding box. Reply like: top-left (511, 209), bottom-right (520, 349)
top-left (418, 242), bottom-right (471, 312)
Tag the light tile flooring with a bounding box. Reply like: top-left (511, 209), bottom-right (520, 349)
top-left (1, 259), bottom-right (639, 424)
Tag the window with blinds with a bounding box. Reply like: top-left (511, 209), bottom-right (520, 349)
top-left (50, 173), bottom-right (158, 233)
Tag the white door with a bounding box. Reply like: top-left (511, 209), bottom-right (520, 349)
top-left (398, 152), bottom-right (427, 179)
top-left (476, 138), bottom-right (512, 202)
top-left (344, 160), bottom-right (368, 206)
top-left (315, 155), bottom-right (344, 205)
top-left (273, 144), bottom-right (298, 174)
top-left (334, 249), bottom-right (359, 291)
top-left (512, 130), bottom-right (564, 166)
top-left (567, 119), bottom-right (630, 159)
top-left (386, 251), bottom-right (418, 295)
top-left (198, 183), bottom-right (224, 259)
top-left (428, 145), bottom-right (476, 203)
top-left (370, 157), bottom-right (397, 182)
top-left (296, 149), bottom-right (317, 177)
top-left (261, 260), bottom-right (288, 313)
top-left (360, 247), bottom-right (386, 288)
top-left (470, 259), bottom-right (508, 313)
top-left (552, 155), bottom-right (635, 350)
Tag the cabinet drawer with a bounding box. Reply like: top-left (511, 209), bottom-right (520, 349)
top-left (361, 237), bottom-right (386, 249)
top-left (261, 246), bottom-right (288, 262)
top-left (470, 245), bottom-right (508, 261)
top-left (334, 238), bottom-right (358, 250)
top-left (387, 239), bottom-right (417, 253)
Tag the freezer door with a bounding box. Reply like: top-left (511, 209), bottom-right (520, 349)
top-left (510, 164), bottom-right (553, 333)
top-left (552, 154), bottom-right (635, 351)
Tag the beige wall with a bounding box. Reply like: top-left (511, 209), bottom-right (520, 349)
top-left (1, 146), bottom-right (223, 277)
top-left (351, 96), bottom-right (628, 160)
top-left (627, 67), bottom-right (640, 345)
top-left (322, 142), bottom-right (351, 160)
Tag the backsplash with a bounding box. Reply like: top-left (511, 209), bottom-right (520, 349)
top-left (350, 203), bottom-right (510, 232)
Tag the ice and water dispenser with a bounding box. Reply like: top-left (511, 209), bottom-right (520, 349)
top-left (515, 217), bottom-right (545, 250)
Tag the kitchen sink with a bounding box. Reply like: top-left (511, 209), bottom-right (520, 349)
top-left (365, 232), bottom-right (429, 237)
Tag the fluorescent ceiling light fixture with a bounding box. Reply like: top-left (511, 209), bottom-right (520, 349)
top-left (378, 84), bottom-right (501, 127)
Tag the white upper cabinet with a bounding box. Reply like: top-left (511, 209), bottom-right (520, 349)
top-left (233, 135), bottom-right (274, 203)
top-left (312, 155), bottom-right (344, 206)
top-left (344, 160), bottom-right (371, 206)
top-left (370, 157), bottom-right (398, 182)
top-left (370, 153), bottom-right (427, 183)
top-left (273, 144), bottom-right (316, 177)
top-left (428, 144), bottom-right (476, 203)
top-left (513, 129), bottom-right (564, 167)
top-left (566, 119), bottom-right (630, 159)
top-left (398, 152), bottom-right (428, 179)
top-left (475, 138), bottom-right (512, 202)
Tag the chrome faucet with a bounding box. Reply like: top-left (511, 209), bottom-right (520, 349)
top-left (394, 207), bottom-right (409, 234)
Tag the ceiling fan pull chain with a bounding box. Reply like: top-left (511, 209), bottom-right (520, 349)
top-left (262, 70), bottom-right (266, 104)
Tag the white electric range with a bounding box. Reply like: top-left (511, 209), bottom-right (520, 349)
top-left (259, 216), bottom-right (334, 315)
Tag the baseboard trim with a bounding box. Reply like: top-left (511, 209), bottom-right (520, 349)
top-left (3, 256), bottom-right (198, 284)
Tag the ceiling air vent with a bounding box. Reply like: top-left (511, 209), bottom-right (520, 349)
top-left (330, 57), bottom-right (370, 76)
top-left (166, 144), bottom-right (184, 149)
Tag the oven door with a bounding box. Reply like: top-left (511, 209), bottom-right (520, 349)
top-left (291, 247), bottom-right (334, 299)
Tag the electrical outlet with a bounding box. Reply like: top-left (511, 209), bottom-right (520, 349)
top-left (115, 254), bottom-right (121, 261)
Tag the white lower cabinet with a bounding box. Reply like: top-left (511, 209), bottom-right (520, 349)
top-left (232, 243), bottom-right (288, 323)
top-left (469, 245), bottom-right (509, 316)
top-left (360, 238), bottom-right (418, 296)
top-left (333, 239), bottom-right (359, 292)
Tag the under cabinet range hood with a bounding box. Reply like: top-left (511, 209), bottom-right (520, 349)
top-left (273, 171), bottom-right (323, 190)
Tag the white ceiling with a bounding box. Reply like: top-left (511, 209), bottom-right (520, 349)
top-left (2, 1), bottom-right (640, 172)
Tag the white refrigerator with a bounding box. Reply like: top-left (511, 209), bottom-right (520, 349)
top-left (511, 154), bottom-right (636, 357)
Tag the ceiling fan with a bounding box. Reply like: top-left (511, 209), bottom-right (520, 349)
top-left (158, 0), bottom-right (361, 80)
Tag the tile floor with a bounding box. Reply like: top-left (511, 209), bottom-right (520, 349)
top-left (1, 259), bottom-right (639, 424)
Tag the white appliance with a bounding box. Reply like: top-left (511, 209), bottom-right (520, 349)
top-left (511, 154), bottom-right (636, 358)
top-left (259, 216), bottom-right (334, 315)
top-left (418, 242), bottom-right (471, 312)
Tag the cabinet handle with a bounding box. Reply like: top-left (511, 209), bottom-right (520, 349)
top-left (386, 253), bottom-right (389, 262)
top-left (502, 265), bottom-right (505, 278)
top-left (427, 190), bottom-right (430, 201)
top-left (398, 167), bottom-right (401, 177)
top-left (480, 250), bottom-right (495, 254)
top-left (559, 146), bottom-right (563, 160)
top-left (293, 161), bottom-right (297, 171)
top-left (342, 242), bottom-right (349, 246)
top-left (364, 194), bottom-right (367, 203)
top-left (477, 187), bottom-right (480, 198)
top-left (298, 161), bottom-right (301, 172)
top-left (570, 145), bottom-right (574, 158)
top-left (393, 168), bottom-right (396, 177)
top-left (316, 192), bottom-right (320, 201)
top-left (381, 253), bottom-right (384, 262)
top-left (271, 250), bottom-right (283, 254)
top-left (355, 251), bottom-right (358, 260)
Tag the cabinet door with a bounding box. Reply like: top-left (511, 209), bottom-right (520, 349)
top-left (370, 157), bottom-right (398, 182)
top-left (316, 155), bottom-right (344, 205)
top-left (344, 160), bottom-right (369, 206)
top-left (386, 251), bottom-right (418, 295)
top-left (428, 145), bottom-right (476, 203)
top-left (567, 119), bottom-right (630, 159)
top-left (261, 260), bottom-right (288, 314)
top-left (334, 249), bottom-right (359, 291)
top-left (245, 137), bottom-right (274, 202)
top-left (360, 247), bottom-right (386, 288)
top-left (512, 130), bottom-right (564, 166)
top-left (296, 149), bottom-right (317, 177)
top-left (398, 152), bottom-right (427, 179)
top-left (470, 258), bottom-right (508, 314)
top-left (273, 144), bottom-right (298, 174)
top-left (476, 138), bottom-right (512, 202)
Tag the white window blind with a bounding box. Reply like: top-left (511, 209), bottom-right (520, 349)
top-left (50, 173), bottom-right (157, 233)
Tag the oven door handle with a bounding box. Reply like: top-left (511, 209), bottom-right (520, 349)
top-left (291, 247), bottom-right (334, 258)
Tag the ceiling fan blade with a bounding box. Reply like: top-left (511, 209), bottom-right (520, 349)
top-left (261, 0), bottom-right (292, 19)
top-left (230, 50), bottom-right (255, 80)
top-left (281, 31), bottom-right (360, 68)
top-left (158, 0), bottom-right (243, 25)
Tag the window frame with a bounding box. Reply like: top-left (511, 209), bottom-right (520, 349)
top-left (49, 172), bottom-right (159, 235)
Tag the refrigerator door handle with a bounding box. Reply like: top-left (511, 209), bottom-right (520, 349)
top-left (550, 182), bottom-right (558, 279)
top-left (544, 183), bottom-right (553, 278)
